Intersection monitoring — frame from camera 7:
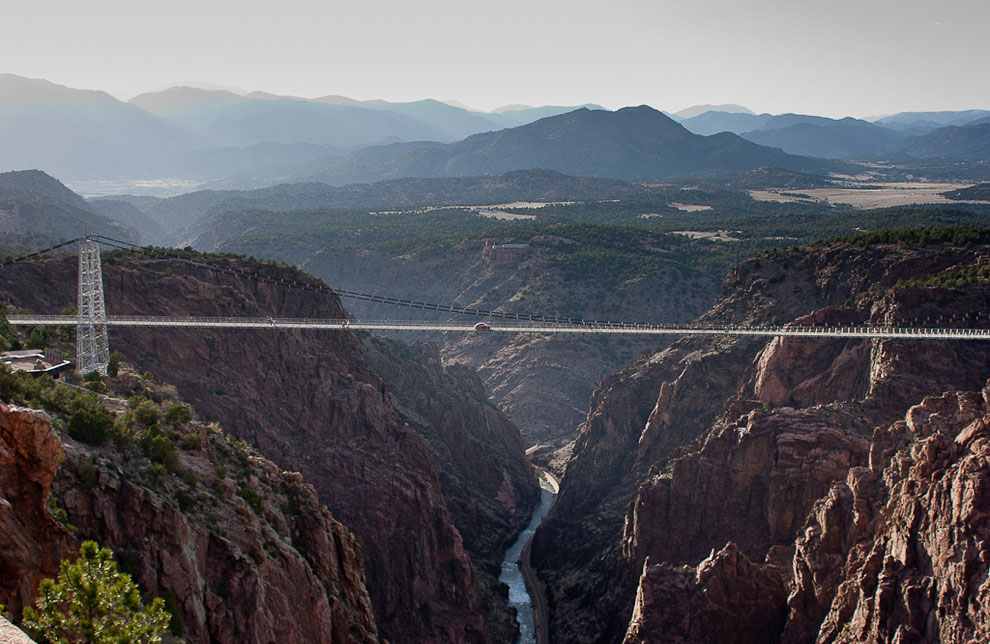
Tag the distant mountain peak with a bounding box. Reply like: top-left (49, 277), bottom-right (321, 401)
top-left (159, 81), bottom-right (248, 96)
top-left (312, 94), bottom-right (367, 106)
top-left (491, 104), bottom-right (535, 114)
top-left (0, 73), bottom-right (120, 104)
top-left (288, 103), bottom-right (833, 187)
top-left (129, 85), bottom-right (244, 109)
top-left (439, 99), bottom-right (480, 112)
top-left (672, 104), bottom-right (755, 120)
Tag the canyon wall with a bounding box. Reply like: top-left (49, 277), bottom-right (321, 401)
top-left (533, 241), bottom-right (990, 642)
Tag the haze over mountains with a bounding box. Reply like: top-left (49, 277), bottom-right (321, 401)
top-left (0, 74), bottom-right (197, 180)
top-left (3, 73), bottom-right (990, 195)
top-left (221, 105), bottom-right (838, 189)
top-left (0, 74), bottom-right (603, 184)
top-left (679, 108), bottom-right (990, 159)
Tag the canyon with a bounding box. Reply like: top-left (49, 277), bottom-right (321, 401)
top-left (3, 234), bottom-right (990, 643)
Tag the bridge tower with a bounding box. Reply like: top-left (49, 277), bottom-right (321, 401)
top-left (76, 237), bottom-right (110, 375)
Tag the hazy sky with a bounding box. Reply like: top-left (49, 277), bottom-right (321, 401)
top-left (3, 0), bottom-right (988, 117)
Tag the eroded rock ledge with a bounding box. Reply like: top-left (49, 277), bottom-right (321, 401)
top-left (622, 386), bottom-right (990, 643)
top-left (0, 401), bottom-right (378, 643)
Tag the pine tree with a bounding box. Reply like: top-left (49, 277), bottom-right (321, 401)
top-left (22, 541), bottom-right (170, 644)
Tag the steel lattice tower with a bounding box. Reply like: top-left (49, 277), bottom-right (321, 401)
top-left (76, 238), bottom-right (109, 376)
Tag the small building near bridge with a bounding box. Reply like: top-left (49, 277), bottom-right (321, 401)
top-left (2, 350), bottom-right (72, 378)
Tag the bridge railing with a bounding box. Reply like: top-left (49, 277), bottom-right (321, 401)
top-left (6, 315), bottom-right (990, 338)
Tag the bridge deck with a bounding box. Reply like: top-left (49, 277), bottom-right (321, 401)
top-left (7, 315), bottom-right (990, 340)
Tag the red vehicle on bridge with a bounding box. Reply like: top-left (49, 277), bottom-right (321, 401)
top-left (474, 322), bottom-right (491, 331)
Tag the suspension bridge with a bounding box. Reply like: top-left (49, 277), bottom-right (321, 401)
top-left (3, 236), bottom-right (989, 376)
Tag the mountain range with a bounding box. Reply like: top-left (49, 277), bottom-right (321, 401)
top-left (130, 86), bottom-right (603, 142)
top-left (898, 122), bottom-right (990, 158)
top-left (873, 109), bottom-right (990, 132)
top-left (679, 108), bottom-right (990, 160)
top-left (2, 73), bottom-right (990, 191)
top-left (0, 74), bottom-right (601, 182)
top-left (0, 74), bottom-right (197, 180)
top-left (211, 105), bottom-right (840, 189)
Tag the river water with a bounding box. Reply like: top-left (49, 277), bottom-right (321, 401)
top-left (499, 471), bottom-right (558, 644)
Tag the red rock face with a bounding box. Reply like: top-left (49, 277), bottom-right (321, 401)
top-left (786, 388), bottom-right (990, 644)
top-left (743, 310), bottom-right (870, 408)
top-left (0, 254), bottom-right (509, 643)
top-left (0, 402), bottom-right (76, 618)
top-left (56, 440), bottom-right (379, 643)
top-left (621, 408), bottom-right (872, 569)
top-left (532, 242), bottom-right (990, 643)
top-left (622, 543), bottom-right (788, 644)
top-left (621, 387), bottom-right (990, 644)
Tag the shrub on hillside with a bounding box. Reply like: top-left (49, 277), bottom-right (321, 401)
top-left (164, 403), bottom-right (191, 425)
top-left (67, 395), bottom-right (114, 444)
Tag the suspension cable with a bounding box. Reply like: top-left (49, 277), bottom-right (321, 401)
top-left (0, 237), bottom-right (85, 267)
top-left (90, 235), bottom-right (605, 325)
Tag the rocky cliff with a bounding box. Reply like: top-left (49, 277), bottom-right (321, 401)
top-left (620, 384), bottom-right (990, 644)
top-left (622, 543), bottom-right (788, 644)
top-left (0, 395), bottom-right (378, 643)
top-left (0, 401), bottom-right (75, 618)
top-left (0, 251), bottom-right (537, 643)
top-left (532, 238), bottom-right (990, 642)
top-left (783, 387), bottom-right (990, 643)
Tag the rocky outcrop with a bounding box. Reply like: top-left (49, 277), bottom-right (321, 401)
top-left (742, 310), bottom-right (869, 408)
top-left (613, 385), bottom-right (990, 644)
top-left (532, 241), bottom-right (990, 643)
top-left (622, 544), bottom-right (788, 644)
top-left (0, 402), bottom-right (75, 618)
top-left (785, 388), bottom-right (990, 644)
top-left (0, 398), bottom-right (379, 643)
top-left (621, 407), bottom-right (872, 569)
top-left (0, 253), bottom-right (527, 643)
top-left (57, 437), bottom-right (378, 643)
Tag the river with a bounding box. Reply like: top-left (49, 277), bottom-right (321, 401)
top-left (499, 469), bottom-right (559, 644)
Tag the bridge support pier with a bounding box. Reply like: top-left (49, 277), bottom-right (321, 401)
top-left (76, 238), bottom-right (109, 376)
